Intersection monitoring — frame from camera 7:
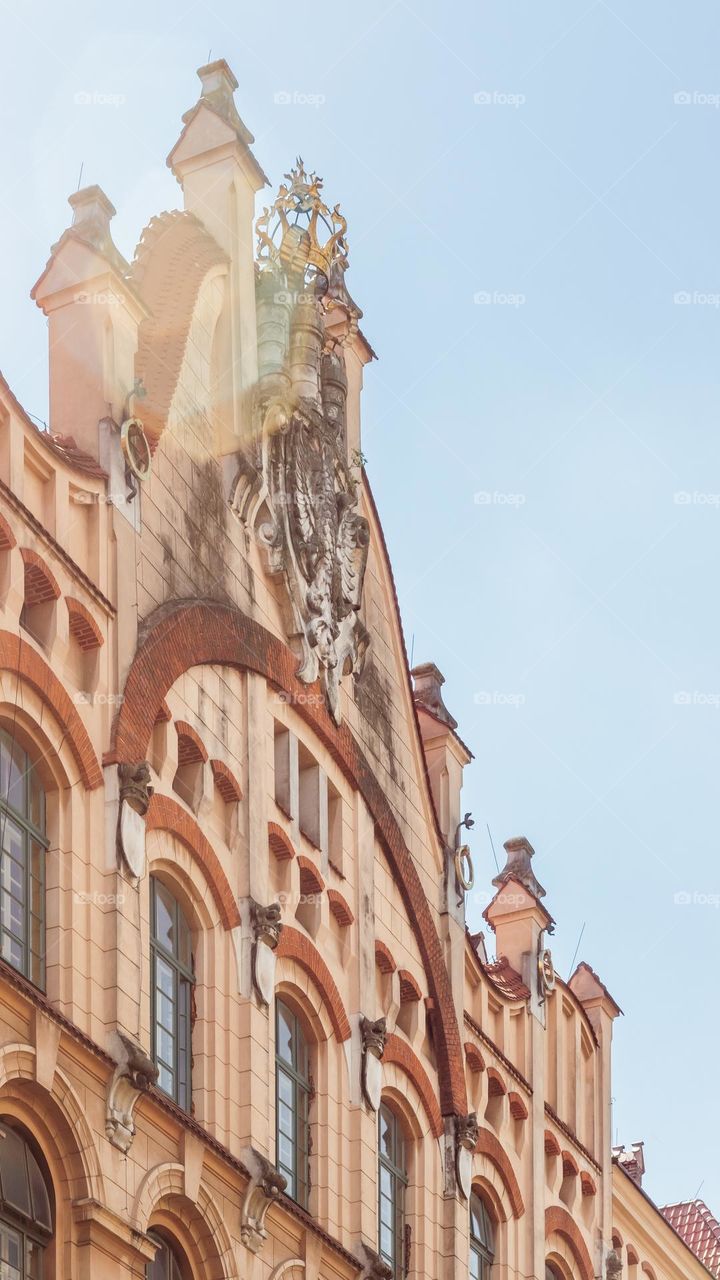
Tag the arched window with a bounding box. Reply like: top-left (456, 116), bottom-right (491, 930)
top-left (275, 998), bottom-right (311, 1208)
top-left (470, 1191), bottom-right (495, 1280)
top-left (146, 1230), bottom-right (186, 1280)
top-left (0, 1121), bottom-right (53, 1279)
top-left (0, 730), bottom-right (46, 987)
top-left (378, 1103), bottom-right (407, 1279)
top-left (150, 878), bottom-right (194, 1111)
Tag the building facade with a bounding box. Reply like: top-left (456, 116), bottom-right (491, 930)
top-left (0, 57), bottom-right (711, 1280)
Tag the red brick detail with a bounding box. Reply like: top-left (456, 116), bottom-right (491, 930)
top-left (612, 1232), bottom-right (624, 1250)
top-left (544, 1129), bottom-right (561, 1157)
top-left (21, 548), bottom-right (60, 605)
top-left (109, 599), bottom-right (467, 1116)
top-left (268, 822), bottom-right (295, 862)
top-left (398, 969), bottom-right (422, 1004)
top-left (561, 1150), bottom-right (579, 1178)
top-left (0, 629), bottom-right (102, 789)
top-left (276, 924), bottom-right (351, 1041)
top-left (146, 793), bottom-right (240, 929)
top-left (626, 1246), bottom-right (639, 1266)
top-left (210, 759), bottom-right (242, 803)
top-left (464, 1041), bottom-right (485, 1074)
top-left (581, 1171), bottom-right (597, 1197)
top-left (487, 1067), bottom-right (507, 1097)
top-left (382, 1033), bottom-right (443, 1139)
top-left (508, 1090), bottom-right (528, 1121)
top-left (327, 888), bottom-right (354, 927)
top-left (473, 1127), bottom-right (525, 1219)
top-left (66, 597), bottom-right (103, 651)
top-left (0, 513), bottom-right (16, 550)
top-left (297, 855), bottom-right (324, 897)
top-left (545, 1207), bottom-right (594, 1280)
top-left (375, 940), bottom-right (396, 975)
top-left (175, 720), bottom-right (207, 765)
top-left (155, 699), bottom-right (172, 724)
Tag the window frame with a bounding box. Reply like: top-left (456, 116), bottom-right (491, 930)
top-left (150, 877), bottom-right (195, 1112)
top-left (146, 1229), bottom-right (187, 1280)
top-left (275, 998), bottom-right (312, 1209)
top-left (469, 1190), bottom-right (495, 1280)
top-left (378, 1102), bottom-right (408, 1280)
top-left (0, 1120), bottom-right (54, 1280)
top-left (0, 728), bottom-right (47, 988)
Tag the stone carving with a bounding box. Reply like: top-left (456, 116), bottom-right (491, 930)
top-left (357, 1243), bottom-right (393, 1280)
top-left (606, 1250), bottom-right (623, 1280)
top-left (117, 761), bottom-right (154, 879)
top-left (231, 161), bottom-right (370, 724)
top-left (106, 1030), bottom-right (158, 1153)
top-left (360, 1015), bottom-right (387, 1111)
top-left (455, 1112), bottom-right (480, 1200)
top-left (251, 900), bottom-right (283, 1006)
top-left (240, 1149), bottom-right (287, 1252)
top-left (492, 835), bottom-right (547, 903)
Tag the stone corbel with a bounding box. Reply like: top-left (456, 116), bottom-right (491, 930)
top-left (117, 761), bottom-right (154, 880)
top-left (359, 1015), bottom-right (386, 1111)
top-left (251, 900), bottom-right (283, 1006)
top-left (606, 1250), bottom-right (623, 1280)
top-left (240, 1149), bottom-right (287, 1253)
top-left (106, 1031), bottom-right (158, 1153)
top-left (455, 1112), bottom-right (480, 1199)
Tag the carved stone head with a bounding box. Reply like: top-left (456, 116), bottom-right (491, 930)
top-left (118, 761), bottom-right (154, 816)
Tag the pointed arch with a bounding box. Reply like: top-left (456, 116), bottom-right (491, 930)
top-left (473, 1126), bottom-right (524, 1219)
top-left (545, 1205), bottom-right (594, 1280)
top-left (276, 925), bottom-right (351, 1041)
top-left (383, 1033), bottom-right (443, 1138)
top-left (109, 598), bottom-right (467, 1117)
top-left (146, 792), bottom-right (240, 929)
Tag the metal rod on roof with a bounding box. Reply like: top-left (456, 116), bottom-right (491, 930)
top-left (76, 161), bottom-right (84, 191)
top-left (568, 921), bottom-right (586, 978)
top-left (486, 824), bottom-right (500, 873)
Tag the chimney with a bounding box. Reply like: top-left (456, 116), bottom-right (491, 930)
top-left (612, 1142), bottom-right (645, 1187)
top-left (411, 663), bottom-right (472, 849)
top-left (483, 836), bottom-right (554, 977)
top-left (167, 59), bottom-right (268, 437)
top-left (31, 186), bottom-right (148, 460)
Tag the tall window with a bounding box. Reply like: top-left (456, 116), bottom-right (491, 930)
top-left (378, 1103), bottom-right (407, 1279)
top-left (0, 730), bottom-right (46, 987)
top-left (150, 878), bottom-right (194, 1111)
top-left (0, 1122), bottom-right (53, 1280)
top-left (146, 1231), bottom-right (186, 1280)
top-left (275, 999), bottom-right (311, 1207)
top-left (470, 1192), bottom-right (495, 1280)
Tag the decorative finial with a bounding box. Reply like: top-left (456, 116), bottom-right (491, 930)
top-left (492, 836), bottom-right (546, 900)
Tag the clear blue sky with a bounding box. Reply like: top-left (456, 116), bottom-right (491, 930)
top-left (2, 0), bottom-right (718, 1214)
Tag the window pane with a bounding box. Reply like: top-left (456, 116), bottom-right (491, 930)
top-left (29, 771), bottom-right (44, 832)
top-left (0, 736), bottom-right (26, 814)
top-left (0, 1221), bottom-right (23, 1280)
top-left (276, 1003), bottom-right (293, 1064)
top-left (27, 1150), bottom-right (52, 1232)
top-left (153, 882), bottom-right (175, 953)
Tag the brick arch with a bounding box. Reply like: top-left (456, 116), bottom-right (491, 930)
top-left (109, 598), bottom-right (467, 1117)
top-left (0, 512), bottom-right (16, 549)
top-left (473, 1126), bottom-right (525, 1219)
top-left (66, 597), bottom-right (104, 650)
top-left (297, 855), bottom-right (324, 896)
top-left (545, 1206), bottom-right (594, 1280)
top-left (20, 548), bottom-right (60, 604)
top-left (146, 793), bottom-right (240, 929)
top-left (0, 630), bottom-right (102, 788)
top-left (276, 925), bottom-right (351, 1041)
top-left (175, 719), bottom-right (207, 764)
top-left (383, 1033), bottom-right (443, 1139)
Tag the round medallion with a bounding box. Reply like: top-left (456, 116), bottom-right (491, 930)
top-left (120, 418), bottom-right (152, 481)
top-left (455, 845), bottom-right (475, 892)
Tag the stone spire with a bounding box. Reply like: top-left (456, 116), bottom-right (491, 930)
top-left (492, 835), bottom-right (546, 900)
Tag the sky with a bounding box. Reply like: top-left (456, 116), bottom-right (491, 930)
top-left (1, 0), bottom-right (719, 1216)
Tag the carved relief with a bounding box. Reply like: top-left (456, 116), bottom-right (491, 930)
top-left (240, 1149), bottom-right (287, 1253)
top-left (455, 1111), bottom-right (480, 1200)
top-left (251, 900), bottom-right (283, 1006)
top-left (232, 161), bottom-right (370, 724)
top-left (106, 1031), bottom-right (158, 1153)
top-left (360, 1015), bottom-right (387, 1111)
top-left (117, 761), bottom-right (154, 880)
top-left (357, 1243), bottom-right (393, 1280)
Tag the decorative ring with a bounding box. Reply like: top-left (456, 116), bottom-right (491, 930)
top-left (120, 418), bottom-right (152, 481)
top-left (454, 844), bottom-right (474, 892)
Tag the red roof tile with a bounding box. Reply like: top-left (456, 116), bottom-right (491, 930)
top-left (662, 1201), bottom-right (720, 1277)
top-left (483, 955), bottom-right (530, 1002)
